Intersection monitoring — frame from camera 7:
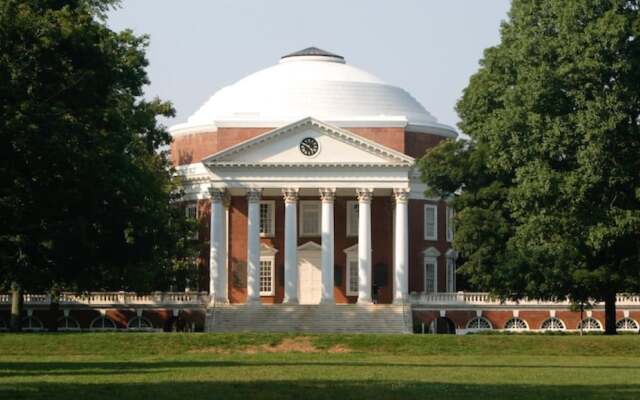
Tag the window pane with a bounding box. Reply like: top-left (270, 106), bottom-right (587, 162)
top-left (446, 257), bottom-right (455, 292)
top-left (260, 203), bottom-right (272, 235)
top-left (260, 260), bottom-right (273, 294)
top-left (446, 207), bottom-right (454, 241)
top-left (348, 260), bottom-right (359, 293)
top-left (302, 203), bottom-right (320, 235)
top-left (348, 202), bottom-right (359, 236)
top-left (425, 262), bottom-right (436, 293)
top-left (425, 206), bottom-right (436, 239)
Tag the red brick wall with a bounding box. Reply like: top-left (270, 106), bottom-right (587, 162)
top-left (408, 198), bottom-right (452, 293)
top-left (171, 127), bottom-right (446, 166)
top-left (224, 195), bottom-right (395, 304)
top-left (404, 130), bottom-right (446, 159)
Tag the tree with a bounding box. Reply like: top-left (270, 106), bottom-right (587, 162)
top-left (420, 0), bottom-right (640, 334)
top-left (0, 0), bottom-right (197, 331)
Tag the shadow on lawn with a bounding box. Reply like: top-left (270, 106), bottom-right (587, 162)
top-left (1, 359), bottom-right (639, 377)
top-left (0, 380), bottom-right (639, 400)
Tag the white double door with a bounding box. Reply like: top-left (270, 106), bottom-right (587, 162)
top-left (298, 245), bottom-right (322, 304)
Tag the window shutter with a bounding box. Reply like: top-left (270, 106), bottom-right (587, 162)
top-left (373, 263), bottom-right (388, 287)
top-left (278, 264), bottom-right (285, 287)
top-left (334, 264), bottom-right (343, 286)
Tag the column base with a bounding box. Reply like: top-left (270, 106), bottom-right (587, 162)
top-left (357, 298), bottom-right (373, 305)
top-left (209, 297), bottom-right (230, 307)
top-left (246, 297), bottom-right (262, 306)
top-left (320, 298), bottom-right (335, 305)
top-left (282, 297), bottom-right (299, 304)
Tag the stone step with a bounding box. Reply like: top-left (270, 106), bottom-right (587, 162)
top-left (205, 304), bottom-right (412, 334)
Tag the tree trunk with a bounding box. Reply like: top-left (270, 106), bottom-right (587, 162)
top-left (9, 283), bottom-right (23, 332)
top-left (48, 294), bottom-right (59, 332)
top-left (604, 292), bottom-right (617, 335)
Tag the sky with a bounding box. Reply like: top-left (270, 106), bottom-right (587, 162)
top-left (107, 0), bottom-right (512, 132)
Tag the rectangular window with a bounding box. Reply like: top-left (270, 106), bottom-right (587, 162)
top-left (346, 254), bottom-right (359, 296)
top-left (346, 201), bottom-right (359, 237)
top-left (300, 201), bottom-right (321, 236)
top-left (446, 255), bottom-right (456, 292)
top-left (259, 258), bottom-right (275, 296)
top-left (259, 201), bottom-right (275, 237)
top-left (446, 206), bottom-right (454, 242)
top-left (185, 203), bottom-right (198, 219)
top-left (424, 204), bottom-right (438, 240)
top-left (424, 257), bottom-right (437, 293)
top-left (185, 203), bottom-right (198, 240)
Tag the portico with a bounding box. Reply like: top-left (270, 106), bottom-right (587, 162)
top-left (204, 118), bottom-right (414, 305)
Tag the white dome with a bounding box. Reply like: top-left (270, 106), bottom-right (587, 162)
top-left (171, 48), bottom-right (456, 137)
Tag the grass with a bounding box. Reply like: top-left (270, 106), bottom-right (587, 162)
top-left (0, 333), bottom-right (638, 399)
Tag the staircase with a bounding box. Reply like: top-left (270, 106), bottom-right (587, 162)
top-left (206, 303), bottom-right (412, 334)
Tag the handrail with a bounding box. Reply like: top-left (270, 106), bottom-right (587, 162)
top-left (0, 291), bottom-right (209, 307)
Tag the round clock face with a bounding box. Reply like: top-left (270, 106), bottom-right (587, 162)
top-left (299, 137), bottom-right (319, 157)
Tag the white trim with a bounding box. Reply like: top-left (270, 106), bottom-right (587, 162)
top-left (424, 256), bottom-right (438, 294)
top-left (424, 204), bottom-right (438, 240)
top-left (344, 245), bottom-right (359, 296)
top-left (259, 200), bottom-right (276, 237)
top-left (299, 200), bottom-right (321, 237)
top-left (259, 255), bottom-right (276, 296)
top-left (346, 200), bottom-right (359, 237)
top-left (465, 316), bottom-right (493, 330)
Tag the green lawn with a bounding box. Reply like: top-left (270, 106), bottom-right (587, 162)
top-left (0, 333), bottom-right (638, 399)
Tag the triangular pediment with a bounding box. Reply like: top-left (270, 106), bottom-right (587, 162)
top-left (202, 117), bottom-right (414, 167)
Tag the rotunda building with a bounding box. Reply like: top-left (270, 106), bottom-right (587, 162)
top-left (171, 47), bottom-right (457, 314)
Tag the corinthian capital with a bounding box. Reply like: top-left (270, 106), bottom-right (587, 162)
top-left (282, 188), bottom-right (299, 203)
top-left (356, 188), bottom-right (373, 203)
top-left (246, 188), bottom-right (262, 203)
top-left (393, 188), bottom-right (409, 203)
top-left (319, 188), bottom-right (336, 203)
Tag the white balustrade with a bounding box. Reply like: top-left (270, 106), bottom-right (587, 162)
top-left (0, 291), bottom-right (638, 309)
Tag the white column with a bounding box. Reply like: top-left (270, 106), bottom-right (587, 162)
top-left (320, 188), bottom-right (335, 304)
top-left (356, 188), bottom-right (373, 304)
top-left (209, 188), bottom-right (226, 304)
top-left (282, 188), bottom-right (299, 304)
top-left (393, 188), bottom-right (409, 304)
top-left (246, 189), bottom-right (262, 304)
top-left (220, 193), bottom-right (230, 303)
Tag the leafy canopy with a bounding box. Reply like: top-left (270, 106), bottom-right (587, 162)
top-left (0, 0), bottom-right (197, 293)
top-left (420, 0), bottom-right (640, 307)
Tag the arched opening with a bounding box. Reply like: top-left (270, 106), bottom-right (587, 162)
top-left (57, 316), bottom-right (81, 332)
top-left (577, 317), bottom-right (603, 332)
top-left (22, 316), bottom-right (44, 332)
top-left (504, 317), bottom-right (529, 331)
top-left (540, 317), bottom-right (566, 332)
top-left (465, 316), bottom-right (493, 332)
top-left (90, 316), bottom-right (117, 331)
top-left (429, 317), bottom-right (456, 334)
top-left (127, 316), bottom-right (154, 331)
top-left (616, 318), bottom-right (639, 332)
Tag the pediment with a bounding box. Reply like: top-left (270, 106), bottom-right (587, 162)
top-left (298, 241), bottom-right (321, 252)
top-left (203, 117), bottom-right (414, 167)
top-left (423, 246), bottom-right (441, 257)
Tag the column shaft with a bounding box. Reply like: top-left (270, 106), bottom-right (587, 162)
top-left (357, 189), bottom-right (373, 304)
top-left (320, 188), bottom-right (335, 304)
top-left (246, 189), bottom-right (262, 304)
top-left (393, 189), bottom-right (409, 304)
top-left (283, 189), bottom-right (299, 304)
top-left (209, 188), bottom-right (226, 304)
